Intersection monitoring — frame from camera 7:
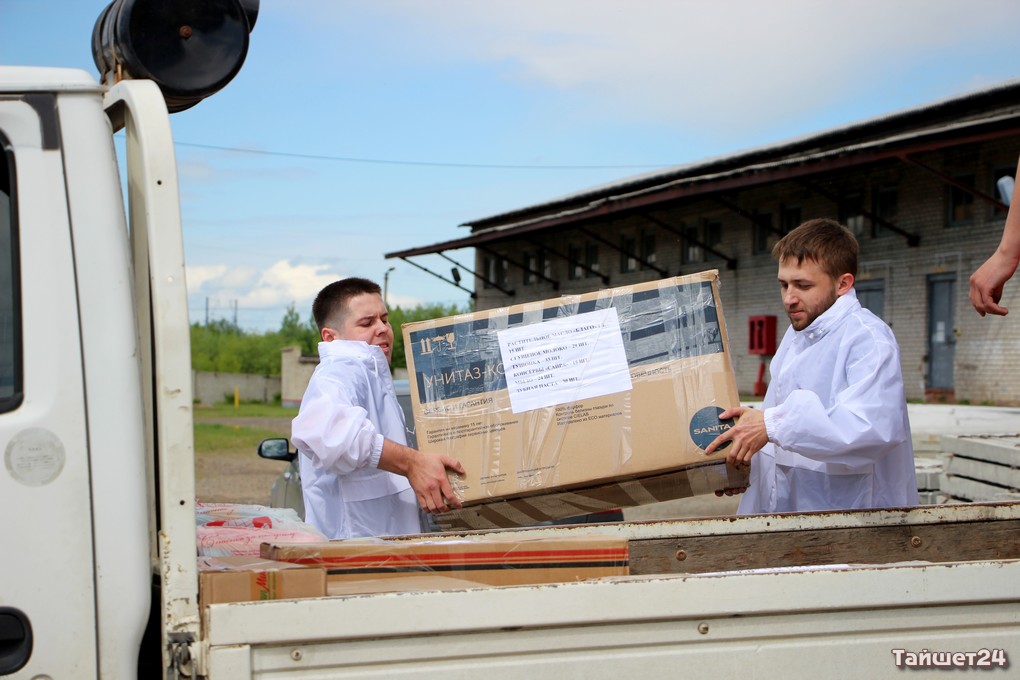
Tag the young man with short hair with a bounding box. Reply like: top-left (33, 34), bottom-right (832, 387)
top-left (291, 277), bottom-right (464, 538)
top-left (706, 218), bottom-right (918, 513)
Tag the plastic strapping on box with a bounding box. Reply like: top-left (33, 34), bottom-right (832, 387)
top-left (527, 492), bottom-right (621, 516)
top-left (613, 479), bottom-right (661, 506)
top-left (434, 460), bottom-right (748, 531)
top-left (473, 501), bottom-right (547, 529)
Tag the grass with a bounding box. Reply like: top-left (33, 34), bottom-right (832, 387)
top-left (192, 402), bottom-right (296, 455)
top-left (193, 402), bottom-right (298, 418)
top-left (194, 423), bottom-right (286, 454)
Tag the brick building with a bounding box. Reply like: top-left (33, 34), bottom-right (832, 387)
top-left (387, 80), bottom-right (1020, 404)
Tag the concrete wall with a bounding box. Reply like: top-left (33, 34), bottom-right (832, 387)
top-left (473, 140), bottom-right (1020, 404)
top-left (192, 370), bottom-right (281, 405)
top-left (280, 345), bottom-right (410, 408)
top-left (281, 346), bottom-right (320, 408)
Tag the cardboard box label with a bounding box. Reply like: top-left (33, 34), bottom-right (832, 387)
top-left (498, 307), bottom-right (632, 413)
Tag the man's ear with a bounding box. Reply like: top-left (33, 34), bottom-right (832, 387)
top-left (321, 327), bottom-right (337, 342)
top-left (836, 273), bottom-right (855, 296)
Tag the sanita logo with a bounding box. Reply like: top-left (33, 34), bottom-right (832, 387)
top-left (693, 423), bottom-right (731, 435)
top-left (689, 406), bottom-right (735, 451)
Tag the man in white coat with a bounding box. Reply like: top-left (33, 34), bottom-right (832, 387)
top-left (291, 277), bottom-right (464, 539)
top-left (705, 219), bottom-right (918, 513)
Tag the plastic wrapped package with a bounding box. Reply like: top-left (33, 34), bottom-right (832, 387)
top-left (197, 556), bottom-right (326, 608)
top-left (262, 534), bottom-right (629, 595)
top-left (196, 501), bottom-right (327, 556)
top-left (401, 270), bottom-right (748, 530)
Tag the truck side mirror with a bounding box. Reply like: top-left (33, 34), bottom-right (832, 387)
top-left (257, 438), bottom-right (297, 463)
top-left (92, 0), bottom-right (259, 113)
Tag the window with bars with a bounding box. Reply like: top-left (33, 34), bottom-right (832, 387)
top-left (839, 192), bottom-right (866, 239)
top-left (568, 244), bottom-right (584, 280)
top-left (483, 255), bottom-right (509, 289)
top-left (704, 220), bottom-right (723, 262)
top-left (641, 232), bottom-right (657, 270)
top-left (753, 213), bottom-right (773, 254)
top-left (872, 186), bottom-right (899, 238)
top-left (620, 235), bottom-right (637, 273)
top-left (947, 174), bottom-right (975, 226)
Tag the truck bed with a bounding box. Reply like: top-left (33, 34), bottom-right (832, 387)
top-left (202, 502), bottom-right (1020, 678)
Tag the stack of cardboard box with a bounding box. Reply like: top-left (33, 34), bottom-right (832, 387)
top-left (263, 534), bottom-right (630, 596)
top-left (198, 555), bottom-right (326, 609)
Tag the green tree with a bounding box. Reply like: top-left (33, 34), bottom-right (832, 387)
top-left (388, 302), bottom-right (465, 369)
top-left (279, 303), bottom-right (318, 354)
top-left (189, 302), bottom-right (468, 376)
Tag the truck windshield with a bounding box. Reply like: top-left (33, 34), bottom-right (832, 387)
top-left (0, 141), bottom-right (21, 411)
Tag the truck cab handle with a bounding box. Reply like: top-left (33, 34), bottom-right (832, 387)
top-left (0, 607), bottom-right (32, 675)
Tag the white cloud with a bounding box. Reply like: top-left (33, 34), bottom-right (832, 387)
top-left (185, 259), bottom-right (434, 330)
top-left (187, 260), bottom-right (341, 307)
top-left (289, 0), bottom-right (1020, 133)
top-left (185, 264), bottom-right (229, 290)
top-left (251, 260), bottom-right (341, 304)
top-left (386, 292), bottom-right (425, 310)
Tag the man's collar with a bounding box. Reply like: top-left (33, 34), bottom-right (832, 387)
top-left (318, 339), bottom-right (387, 362)
top-left (798, 287), bottom-right (859, 341)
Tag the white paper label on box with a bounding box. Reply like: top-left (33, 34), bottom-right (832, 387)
top-left (497, 308), bottom-right (633, 414)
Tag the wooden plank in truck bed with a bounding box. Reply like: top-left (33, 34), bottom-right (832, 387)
top-left (425, 501), bottom-right (1020, 574)
top-left (628, 515), bottom-right (1020, 574)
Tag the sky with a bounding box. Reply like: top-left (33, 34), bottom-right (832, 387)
top-left (4, 0), bottom-right (1020, 331)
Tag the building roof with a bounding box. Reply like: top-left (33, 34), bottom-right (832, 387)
top-left (386, 78), bottom-right (1020, 259)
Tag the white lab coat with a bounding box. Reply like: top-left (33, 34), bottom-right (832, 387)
top-left (291, 340), bottom-right (419, 539)
top-left (738, 289), bottom-right (919, 514)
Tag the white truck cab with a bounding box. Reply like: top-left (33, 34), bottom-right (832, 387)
top-left (1, 1), bottom-right (255, 676)
top-left (0, 65), bottom-right (153, 677)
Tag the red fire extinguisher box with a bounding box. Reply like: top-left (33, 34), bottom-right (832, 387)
top-left (748, 315), bottom-right (777, 355)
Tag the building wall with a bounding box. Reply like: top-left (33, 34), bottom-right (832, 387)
top-left (280, 346), bottom-right (320, 408)
top-left (473, 140), bottom-right (1020, 404)
top-left (192, 370), bottom-right (281, 405)
top-left (280, 346), bottom-right (410, 408)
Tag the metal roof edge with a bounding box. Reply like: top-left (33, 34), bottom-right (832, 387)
top-left (462, 78), bottom-right (1020, 230)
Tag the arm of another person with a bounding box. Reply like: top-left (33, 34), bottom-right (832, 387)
top-left (292, 379), bottom-right (464, 513)
top-left (970, 156), bottom-right (1020, 316)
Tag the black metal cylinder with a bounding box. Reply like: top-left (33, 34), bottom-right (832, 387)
top-left (92, 0), bottom-right (258, 113)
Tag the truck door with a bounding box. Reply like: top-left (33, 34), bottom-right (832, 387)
top-left (0, 94), bottom-right (98, 676)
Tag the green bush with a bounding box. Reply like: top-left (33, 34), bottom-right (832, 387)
top-left (191, 302), bottom-right (468, 374)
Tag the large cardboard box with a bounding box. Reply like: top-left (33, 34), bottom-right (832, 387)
top-left (263, 535), bottom-right (629, 594)
top-left (402, 270), bottom-right (747, 529)
top-left (197, 556), bottom-right (326, 609)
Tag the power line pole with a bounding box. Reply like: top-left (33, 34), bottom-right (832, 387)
top-left (384, 266), bottom-right (396, 306)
